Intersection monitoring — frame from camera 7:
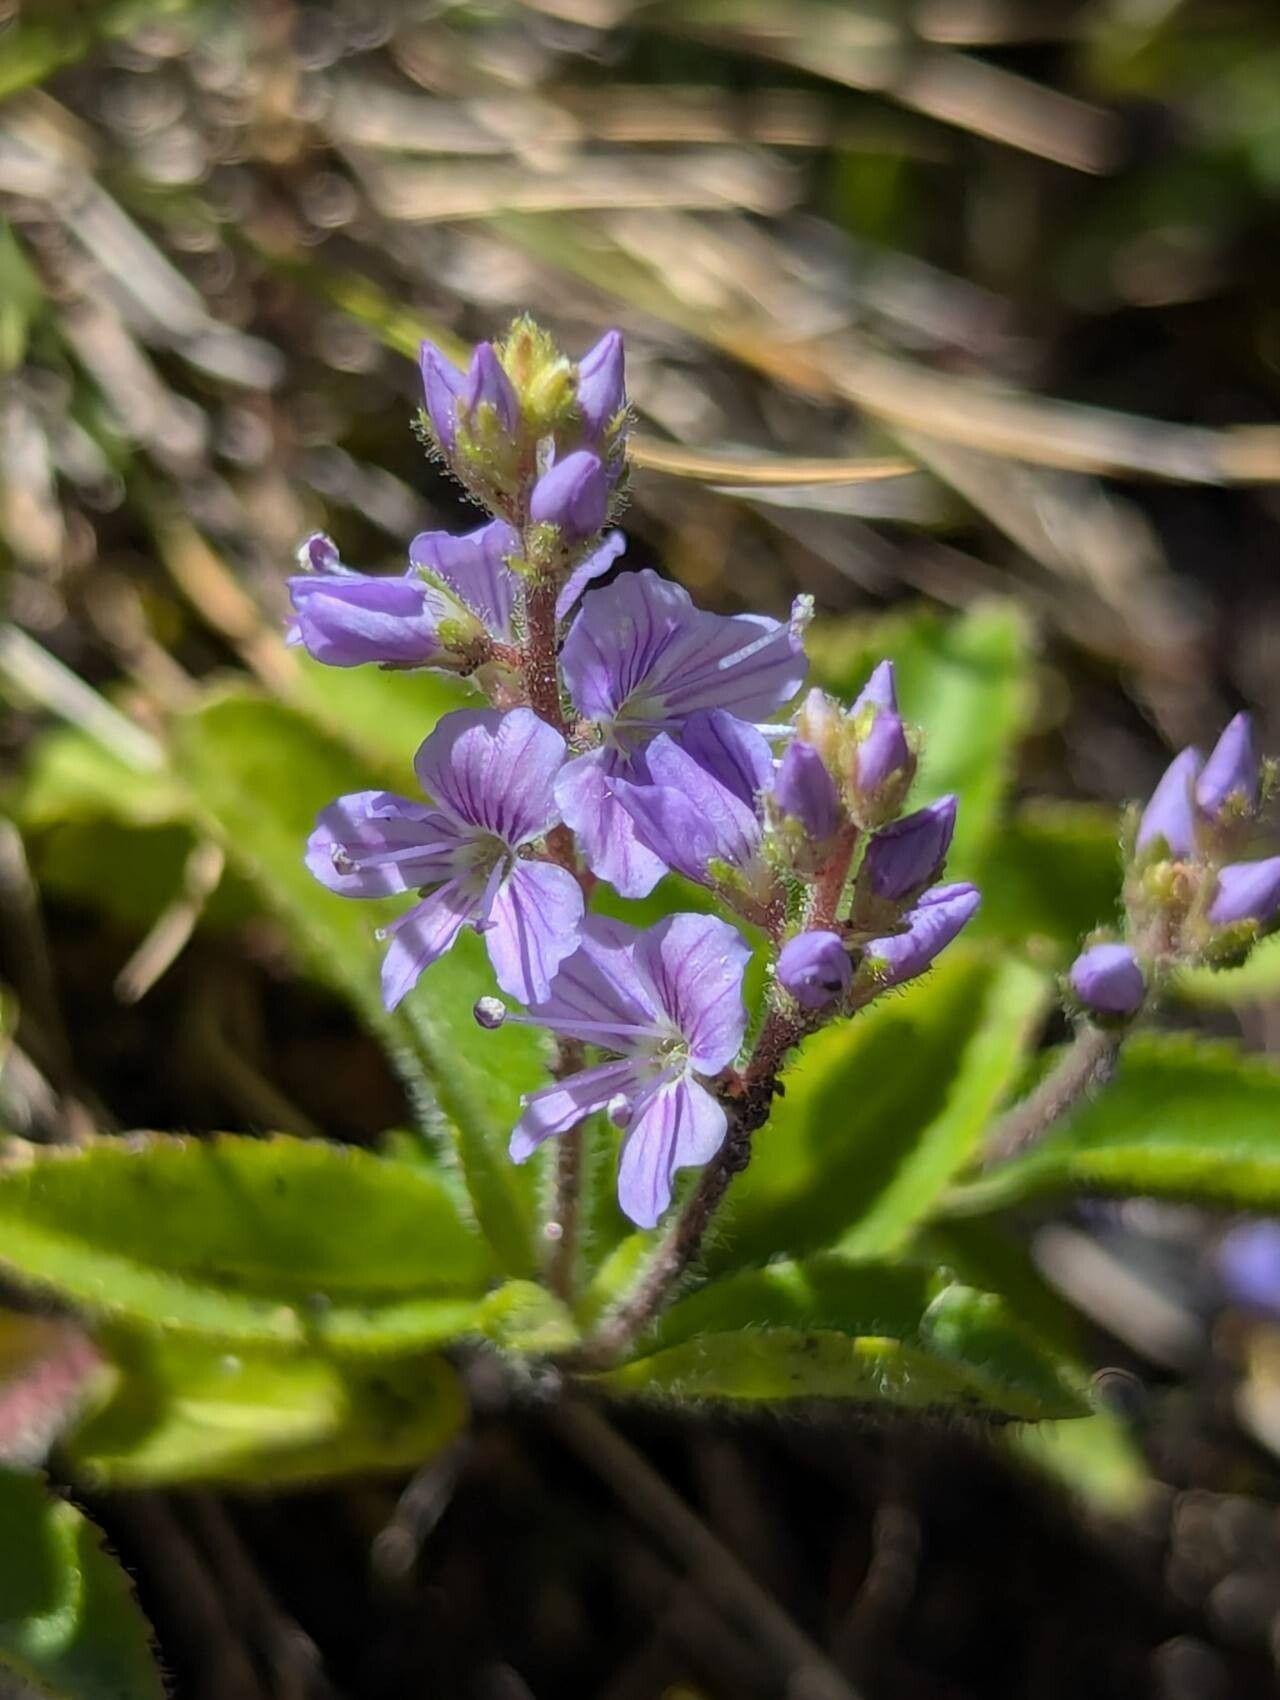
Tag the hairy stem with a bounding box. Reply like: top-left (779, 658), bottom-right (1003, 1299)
top-left (982, 1021), bottom-right (1120, 1168)
top-left (571, 1006), bottom-right (800, 1368)
top-left (522, 574), bottom-right (565, 732)
top-left (809, 824), bottom-right (859, 931)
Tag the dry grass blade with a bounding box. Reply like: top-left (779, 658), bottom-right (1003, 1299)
top-left (630, 435), bottom-right (914, 486)
top-left (660, 0), bottom-right (1121, 171)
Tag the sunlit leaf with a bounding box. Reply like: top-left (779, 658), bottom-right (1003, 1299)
top-left (0, 1135), bottom-right (491, 1353)
top-left (947, 1034), bottom-right (1280, 1215)
top-left (0, 1469), bottom-right (163, 1700)
top-left (709, 947), bottom-right (1049, 1271)
top-left (66, 1332), bottom-right (466, 1489)
top-left (596, 1257), bottom-right (1088, 1417)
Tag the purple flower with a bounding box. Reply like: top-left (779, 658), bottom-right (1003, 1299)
top-left (576, 330), bottom-right (625, 444)
top-left (307, 708), bottom-right (582, 1009)
top-left (409, 518), bottom-right (520, 644)
top-left (420, 339), bottom-right (519, 456)
top-left (1218, 1221), bottom-right (1280, 1317)
top-left (777, 931), bottom-right (851, 1010)
top-left (772, 740), bottom-right (842, 841)
top-left (852, 659), bottom-right (898, 716)
top-left (1069, 943), bottom-right (1145, 1017)
top-left (557, 529), bottom-right (626, 622)
top-left (1208, 856), bottom-right (1280, 928)
top-left (1135, 746), bottom-right (1203, 857)
top-left (1195, 712), bottom-right (1258, 819)
top-left (506, 913), bottom-right (750, 1228)
top-left (863, 883), bottom-right (980, 988)
top-left (612, 712), bottom-right (772, 890)
top-left (530, 450), bottom-right (609, 542)
top-left (288, 572), bottom-right (450, 670)
top-left (861, 796), bottom-right (957, 902)
top-left (855, 709), bottom-right (911, 796)
top-left (556, 569), bottom-right (807, 896)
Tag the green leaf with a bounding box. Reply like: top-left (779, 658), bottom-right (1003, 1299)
top-left (14, 727), bottom-right (187, 830)
top-left (947, 1033), bottom-right (1280, 1215)
top-left (176, 689), bottom-right (546, 1274)
top-left (65, 1333), bottom-right (466, 1489)
top-left (970, 802), bottom-right (1122, 956)
top-left (478, 1281), bottom-right (579, 1354)
top-left (709, 947), bottom-right (1049, 1271)
top-left (0, 1135), bottom-right (491, 1353)
top-left (594, 1257), bottom-right (1088, 1418)
top-left (289, 653), bottom-right (467, 790)
top-left (1011, 1413), bottom-right (1150, 1516)
top-left (0, 1469), bottom-right (163, 1700)
top-left (808, 600), bottom-right (1031, 875)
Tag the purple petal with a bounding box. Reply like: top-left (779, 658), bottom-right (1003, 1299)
top-left (561, 569), bottom-right (806, 731)
top-left (576, 329), bottom-right (625, 442)
top-left (1136, 746), bottom-right (1203, 857)
top-left (862, 795), bottom-right (957, 901)
top-left (672, 711), bottom-right (773, 809)
top-left (414, 707), bottom-right (566, 845)
top-left (777, 930), bottom-right (852, 1010)
top-left (852, 659), bottom-right (897, 716)
top-left (288, 574), bottom-right (445, 669)
top-left (380, 877), bottom-right (487, 1010)
top-left (772, 740), bottom-right (842, 840)
top-left (420, 342), bottom-right (466, 453)
top-left (522, 914), bottom-right (665, 1051)
top-left (1208, 857), bottom-right (1280, 928)
top-left (616, 1074), bottom-right (728, 1229)
top-left (555, 530), bottom-right (626, 624)
top-left (486, 860), bottom-right (584, 1005)
top-left (510, 1057), bottom-right (653, 1164)
top-left (462, 341), bottom-right (519, 436)
top-left (554, 747), bottom-right (667, 898)
top-left (409, 520), bottom-right (520, 642)
top-left (1069, 943), bottom-right (1145, 1016)
top-left (863, 882), bottom-right (980, 988)
top-left (530, 450), bottom-right (609, 542)
top-left (614, 743), bottom-right (762, 886)
top-left (632, 912), bottom-right (750, 1072)
top-left (1195, 713), bottom-right (1258, 819)
top-left (306, 791), bottom-right (472, 898)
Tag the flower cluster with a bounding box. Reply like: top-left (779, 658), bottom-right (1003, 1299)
top-left (295, 321), bottom-right (980, 1229)
top-left (1068, 713), bottom-right (1279, 1021)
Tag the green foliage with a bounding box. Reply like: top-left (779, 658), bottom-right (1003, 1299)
top-left (176, 689), bottom-right (547, 1274)
top-left (0, 1135), bottom-right (491, 1353)
top-left (948, 1034), bottom-right (1280, 1215)
top-left (596, 1257), bottom-right (1088, 1418)
top-left (709, 947), bottom-right (1049, 1271)
top-left (971, 802), bottom-right (1123, 957)
top-left (0, 1469), bottom-right (163, 1700)
top-left (66, 1333), bottom-right (466, 1488)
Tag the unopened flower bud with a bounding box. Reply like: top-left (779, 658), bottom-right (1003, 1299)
top-left (1195, 712), bottom-right (1258, 820)
top-left (530, 450), bottom-right (609, 542)
top-left (852, 658), bottom-right (898, 717)
top-left (462, 341), bottom-right (520, 437)
top-left (1135, 745), bottom-right (1203, 857)
top-left (794, 687), bottom-right (844, 768)
top-left (420, 340), bottom-right (520, 460)
top-left (420, 342), bottom-right (466, 454)
top-left (862, 883), bottom-right (980, 988)
top-left (1068, 943), bottom-right (1145, 1018)
top-left (773, 741), bottom-right (841, 841)
top-left (851, 709), bottom-right (915, 826)
top-left (861, 795), bottom-right (957, 902)
top-left (474, 996), bottom-right (508, 1029)
top-left (576, 330), bottom-right (626, 444)
top-left (1208, 856), bottom-right (1280, 928)
top-left (288, 573), bottom-right (446, 669)
top-left (777, 930), bottom-right (852, 1010)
